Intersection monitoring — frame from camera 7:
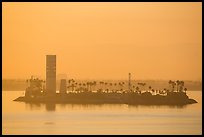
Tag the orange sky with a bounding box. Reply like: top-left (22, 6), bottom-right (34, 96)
top-left (2, 2), bottom-right (202, 80)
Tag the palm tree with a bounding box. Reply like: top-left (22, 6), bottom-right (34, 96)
top-left (149, 86), bottom-right (152, 93)
top-left (169, 80), bottom-right (177, 92)
top-left (92, 81), bottom-right (97, 91)
top-left (118, 82), bottom-right (123, 92)
top-left (163, 88), bottom-right (167, 95)
top-left (100, 81), bottom-right (104, 91)
top-left (86, 82), bottom-right (90, 91)
top-left (106, 88), bottom-right (109, 93)
top-left (104, 82), bottom-right (107, 91)
top-left (184, 87), bottom-right (187, 93)
top-left (176, 80), bottom-right (180, 92)
top-left (179, 81), bottom-right (184, 92)
top-left (132, 85), bottom-right (135, 92)
top-left (109, 83), bottom-right (113, 92)
top-left (72, 79), bottom-right (75, 83)
top-left (91, 81), bottom-right (96, 92)
top-left (143, 83), bottom-right (146, 91)
top-left (69, 84), bottom-right (75, 92)
top-left (90, 82), bottom-right (93, 92)
top-left (118, 82), bottom-right (121, 91)
top-left (75, 82), bottom-right (78, 90)
top-left (169, 80), bottom-right (172, 91)
top-left (99, 81), bottom-right (102, 88)
top-left (151, 89), bottom-right (155, 95)
top-left (155, 90), bottom-right (158, 95)
top-left (136, 86), bottom-right (139, 94)
top-left (172, 82), bottom-right (176, 92)
top-left (67, 79), bottom-right (72, 91)
top-left (114, 83), bottom-right (117, 91)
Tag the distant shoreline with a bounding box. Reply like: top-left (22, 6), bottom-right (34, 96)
top-left (2, 89), bottom-right (202, 92)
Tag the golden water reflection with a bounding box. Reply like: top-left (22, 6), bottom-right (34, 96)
top-left (2, 91), bottom-right (202, 135)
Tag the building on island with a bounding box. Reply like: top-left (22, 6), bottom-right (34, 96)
top-left (60, 79), bottom-right (67, 94)
top-left (46, 55), bottom-right (56, 95)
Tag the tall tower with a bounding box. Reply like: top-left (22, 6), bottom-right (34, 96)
top-left (46, 55), bottom-right (56, 95)
top-left (129, 73), bottom-right (131, 91)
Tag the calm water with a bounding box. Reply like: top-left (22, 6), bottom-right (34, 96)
top-left (2, 91), bottom-right (202, 135)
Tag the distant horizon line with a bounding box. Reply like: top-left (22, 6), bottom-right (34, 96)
top-left (2, 78), bottom-right (202, 82)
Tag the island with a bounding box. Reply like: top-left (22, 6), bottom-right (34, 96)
top-left (14, 77), bottom-right (197, 106)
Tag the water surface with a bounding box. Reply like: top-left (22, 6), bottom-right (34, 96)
top-left (2, 91), bottom-right (202, 135)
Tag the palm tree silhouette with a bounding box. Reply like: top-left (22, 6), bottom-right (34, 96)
top-left (67, 79), bottom-right (72, 91)
top-left (86, 82), bottom-right (90, 91)
top-left (71, 84), bottom-right (75, 92)
top-left (151, 89), bottom-right (155, 95)
top-left (163, 88), bottom-right (167, 95)
top-left (92, 81), bottom-right (97, 91)
top-left (176, 80), bottom-right (180, 92)
top-left (184, 87), bottom-right (187, 93)
top-left (118, 82), bottom-right (123, 92)
top-left (136, 86), bottom-right (139, 94)
top-left (109, 83), bottom-right (112, 92)
top-left (179, 81), bottom-right (184, 92)
top-left (169, 80), bottom-right (172, 91)
top-left (132, 85), bottom-right (135, 92)
top-left (75, 82), bottom-right (78, 90)
top-left (173, 82), bottom-right (176, 92)
top-left (114, 83), bottom-right (117, 91)
top-left (149, 86), bottom-right (152, 93)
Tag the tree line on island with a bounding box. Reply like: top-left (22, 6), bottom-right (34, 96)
top-left (65, 79), bottom-right (187, 95)
top-left (21, 77), bottom-right (198, 105)
top-left (26, 78), bottom-right (187, 96)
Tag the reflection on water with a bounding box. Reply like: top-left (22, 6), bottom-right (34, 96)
top-left (44, 122), bottom-right (55, 125)
top-left (25, 102), bottom-right (188, 112)
top-left (45, 103), bottom-right (56, 111)
top-left (26, 103), bottom-right (56, 111)
top-left (2, 91), bottom-right (202, 135)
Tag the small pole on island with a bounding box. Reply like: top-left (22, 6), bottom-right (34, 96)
top-left (129, 73), bottom-right (131, 92)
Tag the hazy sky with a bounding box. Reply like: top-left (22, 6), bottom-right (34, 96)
top-left (2, 2), bottom-right (202, 80)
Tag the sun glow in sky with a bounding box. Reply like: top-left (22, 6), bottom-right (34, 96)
top-left (2, 2), bottom-right (202, 80)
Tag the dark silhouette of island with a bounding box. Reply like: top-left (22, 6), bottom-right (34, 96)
top-left (13, 55), bottom-right (197, 105)
top-left (14, 76), bottom-right (197, 106)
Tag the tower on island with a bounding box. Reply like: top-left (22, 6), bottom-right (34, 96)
top-left (60, 79), bottom-right (67, 94)
top-left (46, 55), bottom-right (56, 95)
